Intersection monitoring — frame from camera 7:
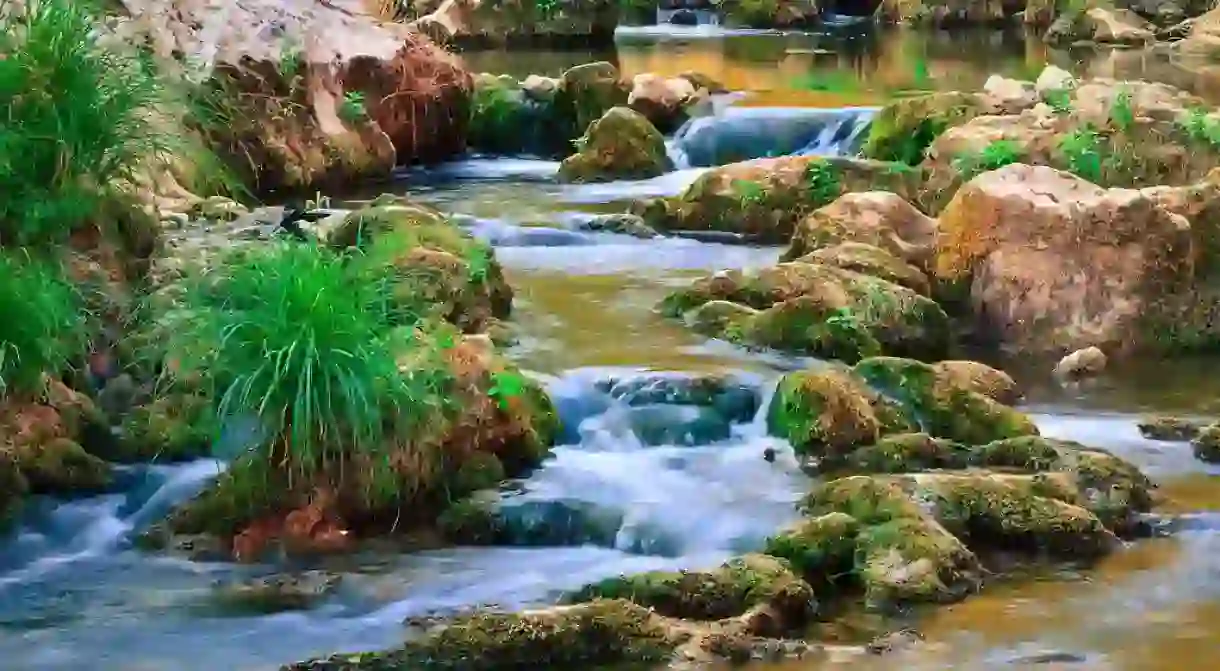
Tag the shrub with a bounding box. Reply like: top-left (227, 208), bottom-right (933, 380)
top-left (0, 0), bottom-right (230, 249)
top-left (0, 252), bottom-right (87, 398)
top-left (162, 242), bottom-right (451, 489)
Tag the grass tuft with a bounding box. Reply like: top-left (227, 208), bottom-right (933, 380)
top-left (0, 252), bottom-right (88, 398)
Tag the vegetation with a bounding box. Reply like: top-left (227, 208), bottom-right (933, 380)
top-left (0, 0), bottom-right (228, 249)
top-left (804, 161), bottom-right (842, 206)
top-left (0, 253), bottom-right (87, 398)
top-left (951, 140), bottom-right (1023, 180)
top-left (159, 242), bottom-right (452, 495)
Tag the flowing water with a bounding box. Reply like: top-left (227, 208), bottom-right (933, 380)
top-left (3, 24), bottom-right (1220, 671)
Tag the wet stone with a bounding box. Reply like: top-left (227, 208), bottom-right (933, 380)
top-left (211, 571), bottom-right (342, 614)
top-left (1138, 415), bottom-right (1207, 441)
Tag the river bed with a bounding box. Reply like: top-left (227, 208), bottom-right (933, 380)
top-left (2, 23), bottom-right (1219, 671)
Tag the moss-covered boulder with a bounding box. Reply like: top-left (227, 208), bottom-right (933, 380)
top-left (327, 199), bottom-right (513, 332)
top-left (794, 242), bottom-right (931, 295)
top-left (853, 356), bottom-right (1038, 446)
top-left (783, 191), bottom-right (938, 272)
top-left (767, 367), bottom-right (883, 458)
top-left (716, 0), bottom-right (821, 27)
top-left (1138, 415), bottom-right (1207, 441)
top-left (558, 106), bottom-right (672, 182)
top-left (632, 156), bottom-right (922, 243)
top-left (930, 360), bottom-right (1020, 405)
top-left (660, 261), bottom-right (950, 361)
top-left (159, 334), bottom-right (560, 560)
top-left (12, 438), bottom-right (112, 495)
top-left (286, 600), bottom-right (679, 670)
top-left (862, 91), bottom-right (993, 165)
top-left (1191, 422), bottom-right (1220, 463)
top-left (556, 61), bottom-right (630, 142)
top-left (408, 0), bottom-right (623, 48)
top-left (567, 554), bottom-right (817, 625)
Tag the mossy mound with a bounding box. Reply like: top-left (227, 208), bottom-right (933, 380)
top-left (567, 554), bottom-right (817, 624)
top-left (660, 259), bottom-right (950, 362)
top-left (1138, 415), bottom-right (1207, 441)
top-left (12, 437), bottom-right (112, 495)
top-left (797, 242), bottom-right (931, 295)
top-left (716, 0), bottom-right (821, 27)
top-left (558, 106), bottom-right (672, 182)
top-left (632, 156), bottom-right (921, 243)
top-left (0, 385), bottom-right (115, 500)
top-left (285, 599), bottom-right (679, 671)
top-left (468, 73), bottom-right (571, 157)
top-left (111, 393), bottom-right (217, 463)
top-left (767, 357), bottom-right (1035, 459)
top-left (862, 91), bottom-right (989, 165)
top-left (327, 199), bottom-right (512, 332)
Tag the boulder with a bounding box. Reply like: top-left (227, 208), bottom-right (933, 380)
top-left (1137, 415), bottom-right (1207, 441)
top-left (935, 164), bottom-right (1195, 356)
top-left (634, 156), bottom-right (922, 243)
top-left (407, 0), bottom-right (622, 47)
top-left (879, 0), bottom-right (1016, 25)
top-left (212, 571), bottom-right (342, 614)
top-left (1191, 422), bottom-right (1220, 462)
top-left (783, 192), bottom-right (939, 271)
top-left (119, 0), bottom-right (471, 193)
top-left (1047, 8), bottom-right (1155, 47)
top-left (628, 73), bottom-right (707, 134)
top-left (660, 261), bottom-right (950, 362)
top-left (1054, 346), bottom-right (1108, 380)
top-left (862, 92), bottom-right (996, 165)
top-left (717, 0), bottom-right (821, 27)
top-left (558, 107), bottom-right (673, 182)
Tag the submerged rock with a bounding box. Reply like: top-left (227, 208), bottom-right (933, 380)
top-left (558, 106), bottom-right (673, 182)
top-left (212, 571), bottom-right (342, 614)
top-left (575, 213), bottom-right (658, 238)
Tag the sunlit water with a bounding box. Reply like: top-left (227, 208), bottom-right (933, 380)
top-left (3, 23), bottom-right (1220, 671)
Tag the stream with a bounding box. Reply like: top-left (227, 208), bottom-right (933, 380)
top-left (3, 24), bottom-right (1220, 671)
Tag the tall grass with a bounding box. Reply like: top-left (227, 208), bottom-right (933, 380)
top-left (0, 0), bottom-right (231, 248)
top-left (164, 243), bottom-right (451, 490)
top-left (0, 252), bottom-right (87, 398)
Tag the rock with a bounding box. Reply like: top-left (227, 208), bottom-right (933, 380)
top-left (595, 373), bottom-right (760, 421)
top-left (867, 628), bottom-right (925, 655)
top-left (795, 243), bottom-right (930, 295)
top-left (634, 156), bottom-right (922, 243)
top-left (114, 393), bottom-right (218, 462)
top-left (862, 92), bottom-right (995, 164)
top-left (935, 165), bottom-right (1194, 356)
top-left (327, 199), bottom-right (512, 331)
top-left (1035, 65), bottom-right (1077, 97)
top-left (767, 368), bottom-right (883, 458)
top-left (13, 438), bottom-right (112, 495)
top-left (660, 261), bottom-right (950, 362)
top-left (407, 0), bottom-right (622, 48)
top-left (1191, 423), bottom-right (1220, 462)
top-left (1087, 8), bottom-right (1157, 45)
top-left (212, 571), bottom-right (342, 614)
top-left (187, 196), bottom-right (249, 223)
top-left (1180, 6), bottom-right (1220, 54)
top-left (575, 213), bottom-right (658, 238)
top-left (0, 452), bottom-right (29, 529)
top-left (717, 0), bottom-right (820, 27)
top-left (559, 107), bottom-right (672, 182)
top-left (1138, 415), bottom-right (1207, 441)
top-left (628, 73), bottom-right (705, 134)
top-left (1159, 16), bottom-right (1197, 41)
top-left (122, 0), bottom-right (472, 193)
top-left (567, 554), bottom-right (817, 626)
top-left (983, 75), bottom-right (1037, 112)
top-left (880, 0), bottom-right (1015, 25)
top-left (467, 73), bottom-right (569, 156)
top-left (930, 360), bottom-right (1020, 405)
top-left (558, 61), bottom-right (630, 141)
top-left (684, 300), bottom-right (760, 338)
top-left (1054, 346), bottom-right (1109, 380)
top-left (783, 192), bottom-right (939, 271)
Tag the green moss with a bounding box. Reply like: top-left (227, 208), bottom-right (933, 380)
top-left (840, 432), bottom-right (972, 474)
top-left (853, 356), bottom-right (1038, 445)
top-left (863, 92), bottom-right (985, 164)
top-left (927, 474), bottom-right (1117, 557)
top-left (737, 299), bottom-right (882, 363)
top-left (468, 74), bottom-right (567, 157)
top-left (166, 455), bottom-right (287, 538)
top-left (287, 599), bottom-right (677, 670)
top-left (1193, 423), bottom-right (1220, 463)
top-left (558, 106), bottom-right (672, 183)
top-left (854, 515), bottom-right (980, 607)
top-left (970, 436), bottom-right (1061, 471)
top-left (767, 368), bottom-right (879, 457)
top-left (682, 300), bottom-right (760, 338)
top-left (448, 453), bottom-right (506, 499)
top-left (763, 512), bottom-right (860, 583)
top-left (114, 393), bottom-right (217, 462)
top-left (567, 554), bottom-right (816, 623)
top-left (0, 451), bottom-right (29, 530)
top-left (437, 493), bottom-right (504, 545)
top-left (13, 438), bottom-right (112, 495)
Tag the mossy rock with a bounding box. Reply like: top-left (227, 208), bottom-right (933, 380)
top-left (930, 360), bottom-right (1020, 405)
top-left (0, 451), bottom-right (29, 530)
top-left (285, 599), bottom-right (678, 670)
top-left (836, 432), bottom-right (974, 474)
top-left (862, 91), bottom-right (987, 164)
top-left (13, 438), bottom-right (112, 495)
top-left (469, 73), bottom-right (570, 157)
top-left (555, 61), bottom-right (629, 142)
top-left (113, 394), bottom-right (217, 463)
top-left (1138, 415), bottom-right (1207, 441)
top-left (767, 368), bottom-right (880, 458)
top-left (717, 0), bottom-right (820, 27)
top-left (558, 106), bottom-right (672, 182)
top-left (437, 492), bottom-right (504, 545)
top-left (683, 300), bottom-right (760, 338)
top-left (734, 295), bottom-right (883, 362)
top-left (165, 455), bottom-right (286, 538)
top-left (763, 512), bottom-right (860, 585)
top-left (1193, 423), bottom-right (1220, 463)
top-left (797, 242), bottom-right (931, 295)
top-left (567, 554), bottom-right (817, 623)
top-left (852, 356), bottom-right (1038, 445)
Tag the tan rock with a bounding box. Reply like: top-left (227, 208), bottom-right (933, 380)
top-left (1087, 8), bottom-right (1155, 46)
top-left (935, 164), bottom-right (1195, 355)
top-left (1035, 65), bottom-right (1077, 97)
top-left (1054, 346), bottom-right (1108, 379)
top-left (628, 73), bottom-right (702, 133)
top-left (784, 192), bottom-right (938, 270)
top-left (982, 75), bottom-right (1037, 113)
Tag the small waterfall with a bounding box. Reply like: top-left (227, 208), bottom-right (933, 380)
top-left (666, 106), bottom-right (878, 169)
top-left (466, 369), bottom-right (807, 557)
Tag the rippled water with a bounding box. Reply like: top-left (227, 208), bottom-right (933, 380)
top-left (3, 22), bottom-right (1220, 671)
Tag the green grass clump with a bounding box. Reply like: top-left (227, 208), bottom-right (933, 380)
top-left (951, 139), bottom-right (1024, 181)
top-left (0, 253), bottom-right (87, 398)
top-left (0, 0), bottom-right (229, 248)
top-left (163, 243), bottom-right (451, 490)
